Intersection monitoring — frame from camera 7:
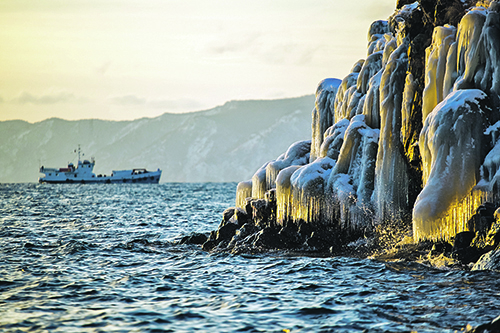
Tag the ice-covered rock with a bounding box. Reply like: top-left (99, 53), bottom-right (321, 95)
top-left (357, 52), bottom-right (384, 95)
top-left (289, 157), bottom-right (336, 225)
top-left (265, 140), bottom-right (311, 190)
top-left (224, 0), bottom-right (500, 253)
top-left (362, 70), bottom-right (383, 129)
top-left (335, 72), bottom-right (361, 122)
top-left (367, 20), bottom-right (391, 56)
top-left (452, 7), bottom-right (488, 92)
top-left (318, 119), bottom-right (349, 160)
top-left (413, 89), bottom-right (488, 241)
top-left (326, 115), bottom-right (379, 232)
top-left (479, 125), bottom-right (500, 193)
top-left (243, 140), bottom-right (310, 203)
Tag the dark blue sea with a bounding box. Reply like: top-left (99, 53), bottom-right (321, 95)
top-left (1, 183), bottom-right (499, 332)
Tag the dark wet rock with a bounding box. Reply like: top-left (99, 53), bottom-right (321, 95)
top-left (472, 247), bottom-right (500, 272)
top-left (469, 202), bottom-right (497, 236)
top-left (454, 231), bottom-right (476, 249)
top-left (251, 199), bottom-right (272, 228)
top-left (226, 222), bottom-right (259, 250)
top-left (465, 314), bottom-right (500, 332)
top-left (373, 240), bottom-right (433, 262)
top-left (278, 223), bottom-right (305, 249)
top-left (430, 241), bottom-right (453, 256)
top-left (237, 222), bottom-right (259, 239)
top-left (305, 230), bottom-right (340, 252)
top-left (201, 239), bottom-right (216, 251)
top-left (217, 222), bottom-right (239, 240)
top-left (233, 207), bottom-right (251, 227)
top-left (222, 207), bottom-right (236, 223)
top-left (297, 221), bottom-right (315, 240)
top-left (486, 221), bottom-right (500, 249)
top-left (251, 227), bottom-right (282, 249)
top-left (178, 233), bottom-right (208, 245)
top-left (452, 231), bottom-right (483, 264)
top-left (202, 221), bottom-right (240, 251)
top-left (244, 197), bottom-right (253, 216)
top-left (221, 207), bottom-right (250, 227)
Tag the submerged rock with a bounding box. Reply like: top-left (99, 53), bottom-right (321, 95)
top-left (178, 233), bottom-right (208, 245)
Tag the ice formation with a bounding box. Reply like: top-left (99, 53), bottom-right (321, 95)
top-left (311, 79), bottom-right (342, 162)
top-left (422, 25), bottom-right (457, 120)
top-left (235, 1), bottom-right (500, 245)
top-left (326, 115), bottom-right (379, 233)
top-left (414, 89), bottom-right (488, 240)
top-left (236, 140), bottom-right (310, 207)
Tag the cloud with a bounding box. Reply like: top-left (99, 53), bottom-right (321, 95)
top-left (95, 61), bottom-right (112, 75)
top-left (110, 94), bottom-right (147, 106)
top-left (207, 33), bottom-right (262, 55)
top-left (12, 91), bottom-right (88, 105)
top-left (109, 94), bottom-right (202, 111)
top-left (205, 31), bottom-right (324, 66)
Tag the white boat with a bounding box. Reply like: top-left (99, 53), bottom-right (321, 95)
top-left (39, 148), bottom-right (161, 184)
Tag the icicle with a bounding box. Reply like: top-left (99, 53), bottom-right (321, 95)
top-left (357, 51), bottom-right (384, 95)
top-left (311, 79), bottom-right (342, 162)
top-left (251, 161), bottom-right (271, 200)
top-left (362, 71), bottom-right (383, 129)
top-left (326, 115), bottom-right (379, 232)
top-left (373, 38), bottom-right (410, 224)
top-left (290, 157), bottom-right (336, 226)
top-left (422, 25), bottom-right (457, 122)
top-left (236, 180), bottom-right (252, 209)
top-left (479, 2), bottom-right (500, 96)
top-left (454, 8), bottom-right (488, 90)
top-left (276, 165), bottom-right (302, 225)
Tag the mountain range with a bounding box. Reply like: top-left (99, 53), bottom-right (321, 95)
top-left (0, 95), bottom-right (314, 183)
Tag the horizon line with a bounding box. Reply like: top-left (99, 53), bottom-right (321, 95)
top-left (1, 94), bottom-right (315, 124)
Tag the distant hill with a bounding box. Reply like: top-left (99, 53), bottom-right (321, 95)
top-left (0, 95), bottom-right (315, 183)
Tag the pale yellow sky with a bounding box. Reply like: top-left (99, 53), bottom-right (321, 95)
top-left (0, 0), bottom-right (395, 122)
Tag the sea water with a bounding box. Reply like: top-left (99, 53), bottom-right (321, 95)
top-left (0, 183), bottom-right (499, 332)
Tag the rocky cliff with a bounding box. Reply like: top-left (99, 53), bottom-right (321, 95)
top-left (203, 0), bottom-right (500, 271)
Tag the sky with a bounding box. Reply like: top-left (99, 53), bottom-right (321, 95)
top-left (0, 0), bottom-right (396, 123)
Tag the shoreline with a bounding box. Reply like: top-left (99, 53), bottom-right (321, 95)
top-left (189, 194), bottom-right (500, 273)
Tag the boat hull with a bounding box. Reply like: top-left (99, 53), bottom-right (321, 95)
top-left (39, 172), bottom-right (161, 184)
top-left (38, 148), bottom-right (161, 184)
